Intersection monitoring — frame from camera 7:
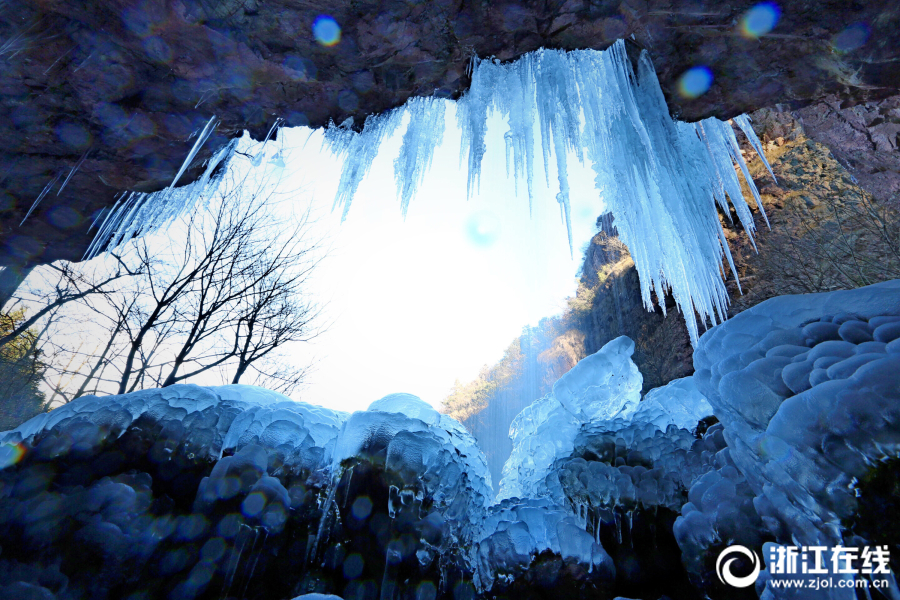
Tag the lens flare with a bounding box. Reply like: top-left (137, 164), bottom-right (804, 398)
top-left (0, 442), bottom-right (26, 469)
top-left (466, 211), bottom-right (501, 247)
top-left (677, 66), bottom-right (713, 99)
top-left (313, 15), bottom-right (341, 47)
top-left (739, 3), bottom-right (780, 39)
top-left (832, 23), bottom-right (870, 52)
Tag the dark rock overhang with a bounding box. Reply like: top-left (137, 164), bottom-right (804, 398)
top-left (1, 0), bottom-right (898, 270)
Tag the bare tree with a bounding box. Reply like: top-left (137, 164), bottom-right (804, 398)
top-left (39, 171), bottom-right (324, 400)
top-left (0, 257), bottom-right (136, 349)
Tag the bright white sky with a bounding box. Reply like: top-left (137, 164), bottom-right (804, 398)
top-left (26, 102), bottom-right (606, 413)
top-left (270, 103), bottom-right (606, 413)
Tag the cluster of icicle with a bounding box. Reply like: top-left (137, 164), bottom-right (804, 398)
top-left (83, 116), bottom-right (289, 261)
top-left (84, 40), bottom-right (776, 343)
top-left (324, 40), bottom-right (776, 344)
top-left (83, 117), bottom-right (237, 261)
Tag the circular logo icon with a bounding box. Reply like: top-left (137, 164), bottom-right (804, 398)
top-left (716, 545), bottom-right (761, 588)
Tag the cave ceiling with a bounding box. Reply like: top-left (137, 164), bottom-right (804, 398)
top-left (1, 0), bottom-right (898, 268)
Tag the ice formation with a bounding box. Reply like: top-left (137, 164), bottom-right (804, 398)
top-left (83, 138), bottom-right (237, 260)
top-left (471, 497), bottom-right (615, 591)
top-left (1, 384), bottom-right (348, 473)
top-left (323, 112), bottom-right (403, 221)
top-left (498, 338), bottom-right (717, 513)
top-left (327, 41), bottom-right (774, 344)
top-left (84, 41), bottom-right (774, 346)
top-left (687, 280), bottom-right (900, 597)
top-left (333, 393), bottom-right (493, 519)
top-left (393, 97), bottom-right (446, 217)
top-left (633, 377), bottom-right (713, 432)
top-left (3, 281), bottom-right (899, 599)
top-left (498, 336), bottom-right (642, 500)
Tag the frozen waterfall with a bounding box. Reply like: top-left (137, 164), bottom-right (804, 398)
top-left (325, 40), bottom-right (773, 345)
top-left (86, 40), bottom-right (774, 345)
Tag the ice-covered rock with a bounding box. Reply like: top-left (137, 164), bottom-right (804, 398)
top-left (332, 393), bottom-right (492, 535)
top-left (684, 279), bottom-right (900, 598)
top-left (552, 337), bottom-right (642, 422)
top-left (498, 336), bottom-right (715, 504)
top-left (471, 498), bottom-right (615, 592)
top-left (1, 384), bottom-right (349, 474)
top-left (0, 385), bottom-right (498, 600)
top-left (499, 336), bottom-right (642, 500)
top-left (633, 377), bottom-right (713, 432)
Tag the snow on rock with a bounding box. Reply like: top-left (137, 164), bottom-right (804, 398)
top-left (498, 336), bottom-right (642, 501)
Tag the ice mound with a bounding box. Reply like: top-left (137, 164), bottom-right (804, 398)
top-left (0, 385), bottom-right (496, 600)
top-left (1, 384), bottom-right (348, 473)
top-left (471, 498), bottom-right (615, 592)
top-left (499, 336), bottom-right (642, 500)
top-left (687, 280), bottom-right (900, 597)
top-left (553, 419), bottom-right (723, 516)
top-left (673, 439), bottom-right (768, 587)
top-left (1, 387), bottom-right (492, 520)
top-left (632, 377), bottom-right (713, 432)
top-left (333, 393), bottom-right (493, 527)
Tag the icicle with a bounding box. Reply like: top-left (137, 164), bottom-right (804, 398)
top-left (309, 469), bottom-right (341, 564)
top-left (495, 55), bottom-right (536, 212)
top-left (733, 114), bottom-right (777, 184)
top-left (240, 528), bottom-right (267, 599)
top-left (251, 117), bottom-right (284, 166)
top-left (615, 510), bottom-right (622, 544)
top-left (82, 195), bottom-right (124, 260)
top-left (221, 525), bottom-right (250, 600)
top-left (84, 139), bottom-right (236, 260)
top-left (169, 115), bottom-right (218, 191)
top-left (456, 57), bottom-right (502, 198)
top-left (380, 544), bottom-right (402, 600)
top-left (716, 118), bottom-right (771, 229)
top-left (57, 148), bottom-right (90, 197)
top-left (325, 111), bottom-right (402, 220)
top-left (21, 171), bottom-right (63, 225)
top-left (343, 467), bottom-right (354, 508)
top-left (393, 97), bottom-right (445, 217)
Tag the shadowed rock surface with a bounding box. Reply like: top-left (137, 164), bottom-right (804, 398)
top-left (2, 0), bottom-right (900, 275)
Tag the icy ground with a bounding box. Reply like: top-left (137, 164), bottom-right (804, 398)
top-left (1, 281), bottom-right (899, 599)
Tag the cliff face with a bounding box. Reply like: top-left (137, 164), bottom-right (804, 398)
top-left (447, 95), bottom-right (900, 489)
top-left (794, 96), bottom-right (900, 207)
top-left (2, 0), bottom-right (900, 276)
